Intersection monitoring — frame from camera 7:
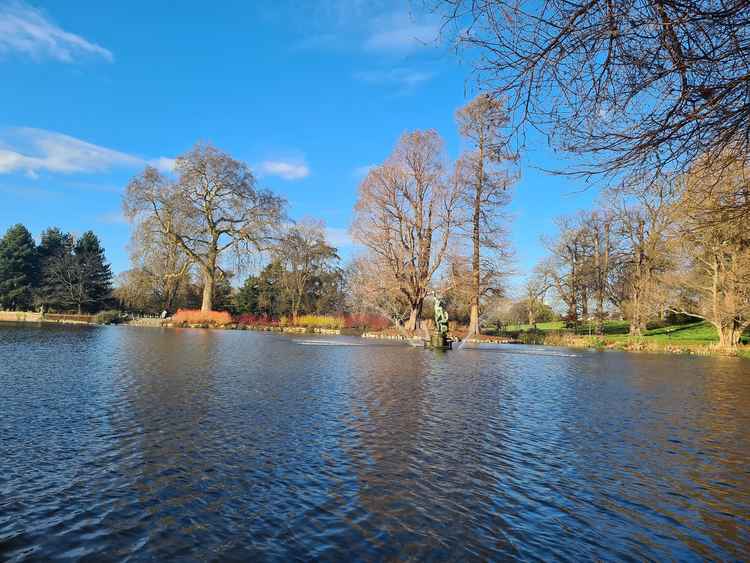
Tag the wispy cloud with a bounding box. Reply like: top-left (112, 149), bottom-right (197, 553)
top-left (0, 1), bottom-right (113, 63)
top-left (363, 13), bottom-right (439, 54)
top-left (354, 67), bottom-right (436, 91)
top-left (150, 156), bottom-right (176, 173)
top-left (258, 159), bottom-right (310, 181)
top-left (0, 127), bottom-right (172, 177)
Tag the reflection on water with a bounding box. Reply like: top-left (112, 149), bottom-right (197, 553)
top-left (1, 324), bottom-right (749, 560)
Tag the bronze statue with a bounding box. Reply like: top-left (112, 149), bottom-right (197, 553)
top-left (433, 296), bottom-right (449, 337)
top-left (429, 293), bottom-right (451, 349)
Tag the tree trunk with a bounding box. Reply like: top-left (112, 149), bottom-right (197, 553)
top-left (201, 268), bottom-right (214, 312)
top-left (406, 302), bottom-right (422, 332)
top-left (469, 173), bottom-right (482, 336)
top-left (468, 303), bottom-right (480, 335)
top-left (718, 324), bottom-right (739, 349)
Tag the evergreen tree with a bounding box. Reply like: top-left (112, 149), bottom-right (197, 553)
top-left (74, 231), bottom-right (113, 313)
top-left (0, 224), bottom-right (37, 311)
top-left (36, 227), bottom-right (74, 312)
top-left (234, 275), bottom-right (260, 315)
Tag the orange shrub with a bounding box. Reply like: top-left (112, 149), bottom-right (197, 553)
top-left (172, 309), bottom-right (233, 326)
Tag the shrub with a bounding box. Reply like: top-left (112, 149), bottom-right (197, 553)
top-left (234, 314), bottom-right (278, 326)
top-left (291, 315), bottom-right (344, 329)
top-left (343, 313), bottom-right (390, 331)
top-left (172, 309), bottom-right (233, 327)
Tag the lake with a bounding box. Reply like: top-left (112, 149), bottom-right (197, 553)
top-left (1, 324), bottom-right (749, 561)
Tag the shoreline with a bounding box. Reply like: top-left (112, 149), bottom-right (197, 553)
top-left (2, 315), bottom-right (747, 359)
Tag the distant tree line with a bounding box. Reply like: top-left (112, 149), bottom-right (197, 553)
top-left (0, 225), bottom-right (113, 314)
top-left (532, 159), bottom-right (750, 347)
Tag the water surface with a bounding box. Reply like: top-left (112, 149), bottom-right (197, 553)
top-left (1, 324), bottom-right (749, 560)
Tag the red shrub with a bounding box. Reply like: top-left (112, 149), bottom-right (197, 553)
top-left (343, 313), bottom-right (391, 331)
top-left (172, 309), bottom-right (233, 326)
top-left (234, 314), bottom-right (278, 326)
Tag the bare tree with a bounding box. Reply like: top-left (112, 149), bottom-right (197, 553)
top-left (578, 210), bottom-right (618, 333)
top-left (127, 208), bottom-right (193, 313)
top-left (438, 1), bottom-right (750, 179)
top-left (351, 130), bottom-right (458, 331)
top-left (609, 183), bottom-right (674, 335)
top-left (455, 93), bottom-right (515, 335)
top-left (541, 217), bottom-right (589, 328)
top-left (274, 219), bottom-right (339, 320)
top-left (124, 144), bottom-right (285, 312)
top-left (346, 254), bottom-right (411, 326)
top-left (522, 270), bottom-right (550, 327)
top-left (667, 161), bottom-right (750, 347)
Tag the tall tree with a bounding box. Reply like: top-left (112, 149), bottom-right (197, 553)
top-left (74, 231), bottom-right (113, 312)
top-left (44, 231), bottom-right (112, 313)
top-left (580, 210), bottom-right (617, 334)
top-left (455, 93), bottom-right (515, 335)
top-left (352, 130), bottom-right (459, 331)
top-left (35, 227), bottom-right (74, 312)
top-left (541, 217), bottom-right (588, 328)
top-left (274, 220), bottom-right (339, 320)
top-left (127, 204), bottom-right (193, 313)
top-left (124, 143), bottom-right (285, 312)
top-left (667, 161), bottom-right (750, 348)
top-left (0, 224), bottom-right (37, 311)
top-left (610, 184), bottom-right (674, 335)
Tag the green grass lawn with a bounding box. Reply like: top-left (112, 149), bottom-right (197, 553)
top-left (498, 319), bottom-right (735, 345)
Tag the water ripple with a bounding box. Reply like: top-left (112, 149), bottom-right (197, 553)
top-left (1, 325), bottom-right (749, 560)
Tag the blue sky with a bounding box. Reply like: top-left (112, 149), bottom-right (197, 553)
top-left (0, 0), bottom-right (599, 289)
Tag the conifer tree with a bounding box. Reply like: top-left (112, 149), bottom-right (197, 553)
top-left (74, 231), bottom-right (113, 313)
top-left (36, 227), bottom-right (74, 312)
top-left (0, 224), bottom-right (37, 311)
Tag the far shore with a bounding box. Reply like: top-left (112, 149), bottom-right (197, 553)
top-left (3, 311), bottom-right (748, 360)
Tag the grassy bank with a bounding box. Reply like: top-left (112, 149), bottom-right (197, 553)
top-left (491, 320), bottom-right (750, 357)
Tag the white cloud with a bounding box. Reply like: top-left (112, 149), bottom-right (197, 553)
top-left (0, 127), bottom-right (172, 177)
top-left (325, 227), bottom-right (355, 248)
top-left (258, 159), bottom-right (310, 181)
top-left (354, 67), bottom-right (436, 90)
top-left (0, 0), bottom-right (113, 63)
top-left (150, 156), bottom-right (176, 173)
top-left (363, 13), bottom-right (439, 53)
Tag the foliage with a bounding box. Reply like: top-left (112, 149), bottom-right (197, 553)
top-left (0, 225), bottom-right (112, 314)
top-left (171, 309), bottom-right (233, 326)
top-left (343, 313), bottom-right (390, 331)
top-left (280, 315), bottom-right (344, 329)
top-left (0, 224), bottom-right (37, 311)
top-left (74, 231), bottom-right (114, 312)
top-left (234, 313), bottom-right (278, 327)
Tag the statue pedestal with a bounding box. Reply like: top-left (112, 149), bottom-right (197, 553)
top-left (428, 330), bottom-right (452, 350)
